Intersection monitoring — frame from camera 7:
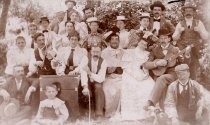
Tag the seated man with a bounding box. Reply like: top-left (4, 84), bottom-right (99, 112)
top-left (165, 64), bottom-right (209, 125)
top-left (82, 44), bottom-right (108, 120)
top-left (144, 28), bottom-right (182, 110)
top-left (27, 33), bottom-right (56, 77)
top-left (0, 65), bottom-right (39, 124)
top-left (101, 32), bottom-right (123, 117)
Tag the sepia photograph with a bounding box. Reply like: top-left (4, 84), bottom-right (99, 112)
top-left (0, 0), bottom-right (210, 125)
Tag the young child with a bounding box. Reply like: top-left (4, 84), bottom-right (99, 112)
top-left (32, 82), bottom-right (69, 125)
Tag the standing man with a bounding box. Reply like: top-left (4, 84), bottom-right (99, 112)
top-left (39, 17), bottom-right (60, 51)
top-left (83, 7), bottom-right (95, 21)
top-left (165, 64), bottom-right (209, 125)
top-left (64, 0), bottom-right (78, 21)
top-left (172, 1), bottom-right (209, 80)
top-left (150, 1), bottom-right (175, 36)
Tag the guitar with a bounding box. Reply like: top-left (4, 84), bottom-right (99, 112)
top-left (152, 47), bottom-right (188, 76)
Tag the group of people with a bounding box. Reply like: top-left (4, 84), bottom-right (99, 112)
top-left (0, 0), bottom-right (210, 125)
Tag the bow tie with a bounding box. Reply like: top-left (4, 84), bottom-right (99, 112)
top-left (42, 30), bottom-right (49, 33)
top-left (154, 19), bottom-right (160, 22)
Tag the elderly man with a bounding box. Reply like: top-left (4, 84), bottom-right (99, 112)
top-left (83, 44), bottom-right (108, 120)
top-left (172, 1), bottom-right (209, 80)
top-left (0, 65), bottom-right (39, 124)
top-left (165, 64), bottom-right (209, 125)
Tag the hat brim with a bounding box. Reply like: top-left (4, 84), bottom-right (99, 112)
top-left (140, 16), bottom-right (151, 20)
top-left (182, 6), bottom-right (197, 10)
top-left (40, 19), bottom-right (49, 23)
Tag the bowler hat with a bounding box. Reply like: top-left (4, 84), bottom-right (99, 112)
top-left (159, 28), bottom-right (171, 36)
top-left (150, 1), bottom-right (166, 11)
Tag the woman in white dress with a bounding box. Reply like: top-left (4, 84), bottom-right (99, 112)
top-left (118, 39), bottom-right (155, 121)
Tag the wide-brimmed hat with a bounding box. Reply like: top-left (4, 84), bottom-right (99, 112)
top-left (150, 1), bottom-right (166, 11)
top-left (116, 15), bottom-right (127, 21)
top-left (140, 12), bottom-right (151, 20)
top-left (40, 16), bottom-right (49, 23)
top-left (0, 98), bottom-right (20, 118)
top-left (182, 1), bottom-right (197, 11)
top-left (65, 0), bottom-right (76, 6)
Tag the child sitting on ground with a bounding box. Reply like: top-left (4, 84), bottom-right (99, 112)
top-left (32, 82), bottom-right (69, 125)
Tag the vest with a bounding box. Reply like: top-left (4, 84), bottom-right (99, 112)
top-left (176, 82), bottom-right (198, 121)
top-left (34, 49), bottom-right (55, 75)
top-left (42, 106), bottom-right (58, 120)
top-left (88, 53), bottom-right (103, 83)
top-left (179, 19), bottom-right (201, 46)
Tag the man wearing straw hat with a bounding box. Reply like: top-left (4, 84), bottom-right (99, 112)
top-left (172, 1), bottom-right (209, 80)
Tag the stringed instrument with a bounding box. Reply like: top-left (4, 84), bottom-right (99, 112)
top-left (152, 47), bottom-right (188, 76)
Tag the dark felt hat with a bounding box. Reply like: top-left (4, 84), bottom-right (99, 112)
top-left (150, 1), bottom-right (166, 11)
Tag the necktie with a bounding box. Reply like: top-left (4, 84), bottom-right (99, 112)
top-left (31, 37), bottom-right (35, 48)
top-left (154, 19), bottom-right (160, 22)
top-left (68, 49), bottom-right (74, 66)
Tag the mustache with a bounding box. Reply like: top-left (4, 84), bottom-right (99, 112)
top-left (93, 55), bottom-right (99, 58)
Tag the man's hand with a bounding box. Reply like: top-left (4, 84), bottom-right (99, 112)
top-left (178, 26), bottom-right (185, 33)
top-left (107, 67), bottom-right (117, 74)
top-left (143, 31), bottom-right (153, 39)
top-left (68, 70), bottom-right (79, 75)
top-left (156, 59), bottom-right (168, 67)
top-left (34, 61), bottom-right (44, 67)
top-left (26, 72), bottom-right (33, 78)
top-left (195, 106), bottom-right (203, 120)
top-left (25, 86), bottom-right (36, 104)
top-left (82, 86), bottom-right (89, 96)
top-left (0, 89), bottom-right (10, 102)
top-left (171, 117), bottom-right (180, 125)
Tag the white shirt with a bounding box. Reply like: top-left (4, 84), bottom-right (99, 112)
top-left (173, 18), bottom-right (209, 41)
top-left (161, 43), bottom-right (170, 56)
top-left (178, 80), bottom-right (189, 93)
top-left (119, 29), bottom-right (130, 49)
top-left (153, 17), bottom-right (161, 35)
top-left (91, 58), bottom-right (99, 74)
top-left (5, 47), bottom-right (35, 75)
top-left (185, 17), bottom-right (193, 28)
top-left (56, 45), bottom-right (87, 74)
top-left (15, 79), bottom-right (22, 90)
